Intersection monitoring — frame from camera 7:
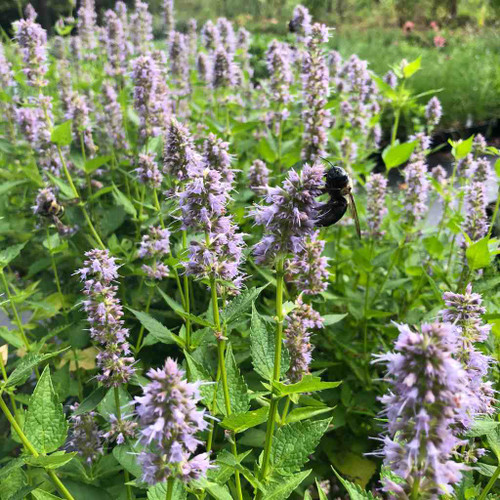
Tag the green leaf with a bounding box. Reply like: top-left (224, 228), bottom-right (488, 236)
top-left (475, 462), bottom-right (497, 477)
top-left (50, 120), bottom-right (73, 146)
top-left (250, 305), bottom-right (289, 380)
top-left (257, 136), bottom-right (277, 163)
top-left (7, 348), bottom-right (69, 388)
top-left (466, 237), bottom-right (492, 270)
top-left (112, 184), bottom-right (136, 218)
top-left (449, 135), bottom-right (474, 160)
top-left (97, 386), bottom-right (131, 419)
top-left (322, 314), bottom-right (348, 326)
top-left (216, 344), bottom-right (249, 416)
top-left (261, 470), bottom-right (311, 500)
top-left (147, 479), bottom-right (187, 500)
top-left (222, 285), bottom-right (267, 325)
top-left (24, 366), bottom-right (68, 454)
top-left (64, 480), bottom-right (112, 500)
top-left (270, 419), bottom-right (330, 475)
top-left (24, 451), bottom-right (76, 469)
top-left (84, 155), bottom-right (112, 174)
top-left (285, 406), bottom-right (334, 424)
top-left (487, 426), bottom-right (500, 461)
top-left (331, 466), bottom-right (379, 499)
top-left (0, 242), bottom-right (27, 269)
top-left (0, 326), bottom-right (25, 349)
top-left (315, 479), bottom-right (329, 500)
top-left (112, 444), bottom-right (142, 478)
top-left (0, 458), bottom-right (24, 480)
top-left (402, 56), bottom-right (421, 78)
top-left (191, 478), bottom-right (233, 500)
top-left (220, 407), bottom-right (269, 433)
top-left (72, 386), bottom-right (108, 415)
top-left (128, 308), bottom-right (183, 348)
top-left (46, 172), bottom-right (75, 200)
top-left (32, 489), bottom-right (61, 500)
top-left (466, 418), bottom-right (500, 438)
top-left (273, 375), bottom-right (341, 397)
top-left (382, 141), bottom-right (417, 170)
top-left (0, 181), bottom-right (27, 197)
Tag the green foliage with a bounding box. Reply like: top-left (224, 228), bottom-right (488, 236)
top-left (50, 121), bottom-right (72, 147)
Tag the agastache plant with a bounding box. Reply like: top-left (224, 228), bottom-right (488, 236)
top-left (365, 173), bottom-right (388, 238)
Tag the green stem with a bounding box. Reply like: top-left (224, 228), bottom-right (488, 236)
top-left (135, 286), bottom-right (153, 352)
top-left (153, 189), bottom-right (165, 229)
top-left (0, 396), bottom-right (75, 500)
top-left (182, 231), bottom-right (191, 354)
top-left (166, 477), bottom-right (174, 500)
top-left (487, 187), bottom-right (500, 239)
top-left (210, 276), bottom-right (243, 500)
top-left (56, 146), bottom-right (105, 250)
top-left (259, 258), bottom-right (285, 483)
top-left (113, 388), bottom-right (133, 500)
top-left (410, 478), bottom-right (420, 500)
top-left (0, 270), bottom-right (30, 350)
top-left (205, 364), bottom-right (221, 453)
top-left (391, 107), bottom-right (401, 146)
top-left (478, 463), bottom-right (500, 500)
top-left (280, 397), bottom-right (291, 426)
top-left (0, 354), bottom-right (19, 421)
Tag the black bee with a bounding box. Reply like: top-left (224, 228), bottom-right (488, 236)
top-left (316, 162), bottom-right (361, 238)
top-left (288, 19), bottom-right (298, 33)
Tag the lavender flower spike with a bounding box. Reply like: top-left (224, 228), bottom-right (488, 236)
top-left (139, 226), bottom-right (171, 280)
top-left (284, 297), bottom-right (323, 382)
top-left (203, 133), bottom-right (234, 184)
top-left (441, 284), bottom-right (494, 426)
top-left (251, 162), bottom-right (325, 264)
top-left (164, 0), bottom-right (175, 36)
top-left (463, 182), bottom-right (488, 243)
top-left (136, 153), bottom-right (163, 189)
top-left (365, 173), bottom-right (388, 238)
top-left (76, 0), bottom-right (97, 58)
top-left (201, 20), bottom-right (220, 51)
top-left (402, 158), bottom-right (429, 223)
top-left (68, 404), bottom-right (105, 465)
top-left (375, 322), bottom-right (467, 498)
top-left (285, 231), bottom-right (328, 295)
top-left (212, 45), bottom-right (236, 89)
top-left (76, 249), bottom-right (135, 387)
top-left (266, 40), bottom-right (293, 104)
top-left (289, 4), bottom-right (312, 42)
top-left (425, 96), bottom-right (442, 127)
top-left (249, 160), bottom-right (269, 194)
top-left (135, 358), bottom-right (211, 485)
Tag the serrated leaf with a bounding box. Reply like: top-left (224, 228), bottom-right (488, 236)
top-left (24, 451), bottom-right (76, 469)
top-left (262, 469), bottom-right (311, 500)
top-left (274, 375), bottom-right (341, 397)
top-left (84, 155), bottom-right (112, 174)
top-left (184, 352), bottom-right (215, 408)
top-left (250, 305), bottom-right (289, 380)
top-left (402, 56), bottom-right (421, 78)
top-left (285, 406), bottom-right (334, 424)
top-left (220, 407), bottom-right (269, 433)
top-left (112, 444), bottom-right (142, 478)
top-left (72, 386), bottom-right (108, 415)
top-left (0, 458), bottom-right (24, 480)
top-left (0, 326), bottom-right (24, 349)
top-left (449, 135), bottom-right (474, 160)
top-left (382, 141), bottom-right (417, 170)
top-left (24, 366), bottom-right (68, 454)
top-left (0, 242), bottom-right (27, 269)
top-left (216, 344), bottom-right (249, 416)
top-left (97, 386), bottom-right (132, 419)
top-left (147, 479), bottom-right (186, 500)
top-left (112, 184), bottom-right (136, 218)
top-left (332, 467), bottom-right (379, 499)
top-left (46, 172), bottom-right (74, 200)
top-left (7, 348), bottom-right (69, 388)
top-left (487, 426), bottom-right (500, 461)
top-left (466, 237), bottom-right (492, 270)
top-left (270, 419), bottom-right (330, 475)
top-left (475, 462), bottom-right (498, 477)
top-left (466, 418), bottom-right (500, 438)
top-left (315, 478), bottom-right (329, 500)
top-left (32, 489), bottom-right (61, 500)
top-left (50, 120), bottom-right (72, 146)
top-left (222, 285), bottom-right (267, 325)
top-left (322, 314), bottom-right (348, 326)
top-left (191, 477), bottom-right (233, 500)
top-left (128, 308), bottom-right (183, 348)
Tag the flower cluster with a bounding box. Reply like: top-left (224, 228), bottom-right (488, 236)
top-left (135, 358), bottom-right (211, 485)
top-left (169, 31), bottom-right (189, 84)
top-left (463, 182), bottom-right (488, 243)
top-left (131, 55), bottom-right (169, 138)
top-left (212, 45), bottom-right (236, 88)
top-left (68, 404), bottom-right (105, 465)
top-left (103, 9), bottom-right (127, 77)
top-left (285, 231), bottom-right (328, 295)
top-left (431, 165), bottom-right (447, 186)
top-left (217, 17), bottom-right (236, 54)
top-left (138, 226), bottom-right (171, 280)
top-left (202, 133), bottom-right (234, 184)
top-left (301, 24), bottom-right (331, 162)
top-left (201, 20), bottom-right (219, 51)
top-left (375, 322), bottom-right (466, 498)
top-left (289, 4), bottom-right (312, 42)
top-left (441, 284), bottom-right (494, 426)
top-left (76, 249), bottom-right (135, 387)
top-left (402, 158), bottom-right (429, 223)
top-left (136, 153), bottom-right (163, 188)
top-left (65, 91), bottom-right (96, 157)
top-left (251, 162), bottom-right (324, 264)
top-left (425, 96), bottom-right (442, 127)
top-left (163, 118), bottom-right (203, 182)
top-left (284, 298), bottom-right (323, 382)
top-left (365, 173), bottom-right (388, 238)
top-left (131, 1), bottom-right (153, 54)
top-left (14, 14), bottom-right (48, 88)
top-left (76, 0), bottom-right (97, 58)
top-left (104, 414), bottom-right (137, 445)
top-left (197, 52), bottom-right (212, 84)
top-left (100, 83), bottom-right (128, 151)
top-left (473, 158), bottom-right (492, 184)
top-left (266, 40), bottom-right (293, 104)
top-left (187, 19), bottom-right (197, 57)
top-left (164, 0), bottom-right (175, 36)
top-left (249, 160), bottom-right (269, 193)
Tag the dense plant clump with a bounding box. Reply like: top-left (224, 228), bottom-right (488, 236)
top-left (0, 3), bottom-right (498, 500)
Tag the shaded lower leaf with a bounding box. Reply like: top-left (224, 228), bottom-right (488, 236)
top-left (262, 469), bottom-right (311, 500)
top-left (72, 386), bottom-right (108, 415)
top-left (24, 451), bottom-right (76, 469)
top-left (220, 407), bottom-right (269, 433)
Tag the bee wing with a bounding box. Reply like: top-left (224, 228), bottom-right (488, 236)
top-left (348, 193), bottom-right (361, 239)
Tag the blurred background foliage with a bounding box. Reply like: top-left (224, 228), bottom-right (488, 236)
top-left (1, 0), bottom-right (499, 128)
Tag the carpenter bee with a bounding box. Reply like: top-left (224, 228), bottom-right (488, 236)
top-left (36, 197), bottom-right (79, 235)
top-left (316, 161), bottom-right (361, 238)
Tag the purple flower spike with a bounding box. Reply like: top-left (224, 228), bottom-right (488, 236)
top-left (136, 153), bottom-right (163, 189)
top-left (365, 173), bottom-right (388, 238)
top-left (374, 322), bottom-right (467, 498)
top-left (425, 96), bottom-right (442, 127)
top-left (135, 358), bottom-right (212, 485)
top-left (203, 133), bottom-right (234, 184)
top-left (68, 404), bottom-right (105, 465)
top-left (139, 226), bottom-right (171, 281)
top-left (251, 162), bottom-right (325, 264)
top-left (76, 249), bottom-right (135, 387)
top-left (463, 182), bottom-right (488, 242)
top-left (249, 160), bottom-right (270, 194)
